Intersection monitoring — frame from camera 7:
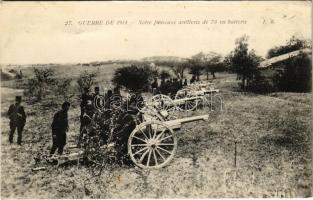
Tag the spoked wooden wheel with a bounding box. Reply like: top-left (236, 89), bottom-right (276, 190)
top-left (128, 121), bottom-right (177, 169)
top-left (175, 89), bottom-right (198, 111)
top-left (149, 94), bottom-right (173, 111)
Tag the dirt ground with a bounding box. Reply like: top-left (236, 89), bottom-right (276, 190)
top-left (1, 70), bottom-right (312, 198)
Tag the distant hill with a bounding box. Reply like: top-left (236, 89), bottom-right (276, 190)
top-left (141, 56), bottom-right (187, 63)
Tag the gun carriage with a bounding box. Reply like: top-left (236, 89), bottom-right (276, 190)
top-left (50, 94), bottom-right (210, 169)
top-left (148, 81), bottom-right (220, 112)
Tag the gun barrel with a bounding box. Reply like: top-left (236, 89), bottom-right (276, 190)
top-left (164, 114), bottom-right (209, 130)
top-left (172, 96), bottom-right (202, 104)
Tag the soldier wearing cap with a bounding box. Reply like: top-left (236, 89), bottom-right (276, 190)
top-left (80, 88), bottom-right (92, 132)
top-left (50, 101), bottom-right (70, 155)
top-left (151, 78), bottom-right (159, 93)
top-left (104, 90), bottom-right (113, 109)
top-left (7, 96), bottom-right (26, 145)
top-left (78, 99), bottom-right (95, 146)
top-left (92, 86), bottom-right (100, 103)
top-left (183, 78), bottom-right (188, 86)
top-left (92, 86), bottom-right (106, 109)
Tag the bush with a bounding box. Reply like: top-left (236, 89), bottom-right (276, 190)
top-left (243, 36), bottom-right (311, 94)
top-left (53, 78), bottom-right (72, 100)
top-left (112, 65), bottom-right (156, 92)
top-left (77, 71), bottom-right (97, 94)
top-left (273, 52), bottom-right (311, 92)
top-left (247, 73), bottom-right (275, 94)
top-left (267, 36), bottom-right (312, 93)
top-left (159, 70), bottom-right (171, 82)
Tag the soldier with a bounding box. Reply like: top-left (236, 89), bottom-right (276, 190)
top-left (183, 78), bottom-right (188, 86)
top-left (114, 92), bottom-right (142, 164)
top-left (127, 91), bottom-right (144, 114)
top-left (113, 86), bottom-right (121, 96)
top-left (161, 79), bottom-right (171, 95)
top-left (7, 96), bottom-right (26, 145)
top-left (81, 88), bottom-right (91, 113)
top-left (79, 88), bottom-right (93, 146)
top-left (50, 101), bottom-right (70, 155)
top-left (111, 86), bottom-right (122, 109)
top-left (92, 86), bottom-right (101, 107)
top-left (104, 90), bottom-right (113, 109)
top-left (80, 88), bottom-right (92, 131)
top-left (179, 79), bottom-right (183, 89)
top-left (160, 79), bottom-right (165, 87)
top-left (151, 78), bottom-right (158, 93)
top-left (94, 86), bottom-right (100, 96)
top-left (78, 99), bottom-right (95, 146)
top-left (190, 75), bottom-right (196, 84)
top-left (172, 78), bottom-right (180, 94)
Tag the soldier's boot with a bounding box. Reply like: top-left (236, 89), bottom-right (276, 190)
top-left (9, 127), bottom-right (15, 144)
top-left (17, 126), bottom-right (23, 145)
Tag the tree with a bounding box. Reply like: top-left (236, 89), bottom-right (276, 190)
top-left (273, 52), bottom-right (311, 92)
top-left (189, 52), bottom-right (225, 80)
top-left (155, 60), bottom-right (187, 80)
top-left (267, 36), bottom-right (309, 59)
top-left (170, 62), bottom-right (187, 80)
top-left (223, 54), bottom-right (233, 73)
top-left (112, 65), bottom-right (155, 92)
top-left (203, 52), bottom-right (224, 79)
top-left (267, 36), bottom-right (312, 92)
top-left (143, 65), bottom-right (159, 80)
top-left (228, 35), bottom-right (262, 90)
top-left (27, 67), bottom-right (55, 101)
top-left (77, 71), bottom-right (97, 94)
top-left (188, 52), bottom-right (206, 81)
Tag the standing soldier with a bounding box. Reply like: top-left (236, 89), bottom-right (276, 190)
top-left (104, 90), bottom-right (113, 109)
top-left (50, 102), bottom-right (70, 155)
top-left (79, 88), bottom-right (92, 146)
top-left (190, 75), bottom-right (196, 84)
top-left (92, 86), bottom-right (106, 110)
top-left (92, 86), bottom-right (100, 100)
top-left (172, 78), bottom-right (180, 94)
top-left (151, 78), bottom-right (158, 93)
top-left (80, 88), bottom-right (92, 131)
top-left (183, 78), bottom-right (188, 86)
top-left (7, 96), bottom-right (26, 145)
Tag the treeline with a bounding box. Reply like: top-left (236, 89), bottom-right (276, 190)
top-left (24, 35), bottom-right (311, 103)
top-left (104, 35), bottom-right (312, 94)
top-left (226, 35), bottom-right (312, 93)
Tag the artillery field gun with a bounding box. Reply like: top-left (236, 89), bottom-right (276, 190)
top-left (43, 48), bottom-right (311, 170)
top-left (149, 81), bottom-right (221, 112)
top-left (258, 48), bottom-right (312, 69)
top-left (42, 86), bottom-right (218, 169)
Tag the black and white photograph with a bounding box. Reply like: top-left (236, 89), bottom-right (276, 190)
top-left (0, 1), bottom-right (312, 198)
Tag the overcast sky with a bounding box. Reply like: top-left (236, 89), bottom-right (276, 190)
top-left (0, 1), bottom-right (311, 65)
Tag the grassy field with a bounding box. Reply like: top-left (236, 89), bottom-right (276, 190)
top-left (1, 65), bottom-right (312, 198)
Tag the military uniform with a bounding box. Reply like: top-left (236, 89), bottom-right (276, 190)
top-left (104, 90), bottom-right (113, 109)
top-left (79, 99), bottom-right (98, 145)
top-left (7, 101), bottom-right (26, 144)
top-left (113, 93), bottom-right (143, 164)
top-left (81, 92), bottom-right (92, 114)
top-left (151, 79), bottom-right (159, 93)
top-left (50, 109), bottom-right (69, 155)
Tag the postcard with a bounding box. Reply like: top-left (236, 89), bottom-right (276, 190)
top-left (0, 1), bottom-right (312, 198)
